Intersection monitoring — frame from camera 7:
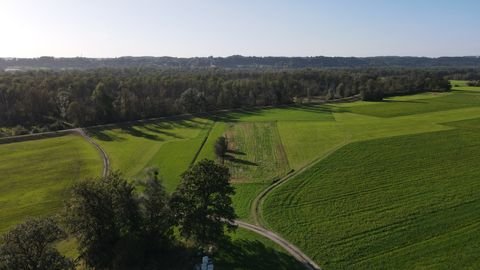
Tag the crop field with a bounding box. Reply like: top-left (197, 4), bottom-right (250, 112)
top-left (263, 127), bottom-right (480, 269)
top-left (0, 135), bottom-right (102, 234)
top-left (262, 82), bottom-right (480, 268)
top-left (224, 121), bottom-right (290, 182)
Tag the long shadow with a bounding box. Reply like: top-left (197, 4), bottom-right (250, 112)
top-left (88, 128), bottom-right (125, 142)
top-left (215, 239), bottom-right (306, 270)
top-left (119, 125), bottom-right (163, 141)
top-left (143, 125), bottom-right (185, 139)
top-left (225, 155), bottom-right (258, 166)
top-left (380, 99), bottom-right (427, 104)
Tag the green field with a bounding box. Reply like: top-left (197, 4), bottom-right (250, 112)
top-left (0, 135), bottom-right (102, 234)
top-left (224, 121), bottom-right (290, 182)
top-left (216, 228), bottom-right (305, 270)
top-left (2, 80), bottom-right (480, 268)
top-left (262, 82), bottom-right (480, 268)
top-left (89, 118), bottom-right (212, 192)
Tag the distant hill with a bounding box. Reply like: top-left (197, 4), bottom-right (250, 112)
top-left (1, 55), bottom-right (480, 70)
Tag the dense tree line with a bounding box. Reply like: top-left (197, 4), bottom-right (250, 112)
top-left (0, 68), bottom-right (452, 134)
top-left (2, 56), bottom-right (480, 70)
top-left (0, 160), bottom-right (236, 270)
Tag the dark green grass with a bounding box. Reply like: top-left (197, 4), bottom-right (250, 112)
top-left (215, 228), bottom-right (305, 270)
top-left (0, 135), bottom-right (102, 234)
top-left (349, 92), bottom-right (480, 117)
top-left (443, 117), bottom-right (480, 130)
top-left (232, 182), bottom-right (269, 222)
top-left (263, 128), bottom-right (480, 269)
top-left (215, 105), bottom-right (334, 122)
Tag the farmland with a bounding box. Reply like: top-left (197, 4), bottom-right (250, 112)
top-left (88, 118), bottom-right (212, 192)
top-left (1, 81), bottom-right (480, 268)
top-left (0, 134), bottom-right (102, 234)
top-left (262, 83), bottom-right (480, 269)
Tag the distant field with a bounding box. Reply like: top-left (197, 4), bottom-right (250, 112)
top-left (0, 135), bottom-right (101, 234)
top-left (220, 105), bottom-right (333, 122)
top-left (451, 80), bottom-right (480, 92)
top-left (263, 126), bottom-right (480, 269)
top-left (349, 92), bottom-right (480, 117)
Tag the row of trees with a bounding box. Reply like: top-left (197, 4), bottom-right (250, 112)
top-left (0, 160), bottom-right (236, 270)
top-left (0, 68), bottom-right (452, 134)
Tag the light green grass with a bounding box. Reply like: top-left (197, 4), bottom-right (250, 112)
top-left (263, 127), bottom-right (480, 269)
top-left (0, 135), bottom-right (102, 234)
top-left (89, 118), bottom-right (212, 191)
top-left (231, 182), bottom-right (269, 222)
top-left (451, 80), bottom-right (480, 92)
top-left (348, 92), bottom-right (480, 117)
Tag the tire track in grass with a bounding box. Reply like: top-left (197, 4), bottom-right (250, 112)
top-left (76, 128), bottom-right (110, 177)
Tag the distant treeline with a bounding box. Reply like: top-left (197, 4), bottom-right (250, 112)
top-left (2, 55), bottom-right (480, 70)
top-left (0, 68), bottom-right (456, 134)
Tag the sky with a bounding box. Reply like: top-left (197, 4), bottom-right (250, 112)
top-left (1, 0), bottom-right (479, 58)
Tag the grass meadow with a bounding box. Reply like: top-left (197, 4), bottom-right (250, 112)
top-left (0, 135), bottom-right (102, 234)
top-left (1, 81), bottom-right (480, 268)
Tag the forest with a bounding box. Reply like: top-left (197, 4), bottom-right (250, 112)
top-left (2, 56), bottom-right (480, 70)
top-left (0, 68), bottom-right (463, 135)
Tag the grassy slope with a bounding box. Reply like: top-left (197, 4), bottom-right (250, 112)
top-left (0, 135), bottom-right (101, 234)
top-left (263, 127), bottom-right (480, 269)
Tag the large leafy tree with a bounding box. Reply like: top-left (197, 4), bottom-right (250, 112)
top-left (137, 168), bottom-right (174, 253)
top-left (171, 159), bottom-right (237, 249)
top-left (0, 218), bottom-right (74, 270)
top-left (63, 172), bottom-right (140, 269)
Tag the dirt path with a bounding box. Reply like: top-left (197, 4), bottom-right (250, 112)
top-left (75, 128), bottom-right (110, 177)
top-left (235, 220), bottom-right (321, 270)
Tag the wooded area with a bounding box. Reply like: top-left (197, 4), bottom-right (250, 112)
top-left (0, 68), bottom-right (456, 134)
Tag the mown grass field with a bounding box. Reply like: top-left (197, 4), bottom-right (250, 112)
top-left (89, 118), bottom-right (212, 192)
top-left (0, 135), bottom-right (102, 234)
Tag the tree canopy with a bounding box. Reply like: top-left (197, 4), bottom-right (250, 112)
top-left (171, 159), bottom-right (236, 249)
top-left (0, 218), bottom-right (74, 270)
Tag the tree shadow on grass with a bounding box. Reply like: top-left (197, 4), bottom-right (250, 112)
top-left (215, 239), bottom-right (306, 270)
top-left (225, 155), bottom-right (258, 166)
top-left (119, 125), bottom-right (163, 141)
top-left (88, 128), bottom-right (125, 142)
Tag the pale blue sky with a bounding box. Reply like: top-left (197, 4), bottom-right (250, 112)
top-left (1, 0), bottom-right (479, 57)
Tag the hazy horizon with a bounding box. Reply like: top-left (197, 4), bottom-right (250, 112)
top-left (1, 0), bottom-right (479, 58)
